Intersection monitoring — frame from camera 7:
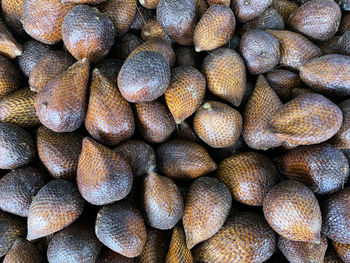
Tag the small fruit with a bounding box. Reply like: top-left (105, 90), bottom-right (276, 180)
top-left (166, 225), bottom-right (194, 263)
top-left (3, 238), bottom-right (43, 263)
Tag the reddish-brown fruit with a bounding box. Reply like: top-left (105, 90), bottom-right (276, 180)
top-left (332, 241), bottom-right (350, 263)
top-left (77, 137), bottom-right (133, 205)
top-left (113, 33), bottom-right (143, 60)
top-left (47, 223), bottom-right (103, 263)
top-left (141, 18), bottom-right (173, 45)
top-left (337, 31), bottom-right (350, 56)
top-left (276, 144), bottom-right (349, 195)
top-left (1, 0), bottom-right (25, 36)
top-left (322, 187), bottom-right (350, 244)
top-left (202, 48), bottom-right (246, 107)
top-left (317, 36), bottom-right (341, 55)
top-left (95, 202), bottom-right (147, 258)
top-left (300, 54), bottom-right (350, 96)
top-left (278, 234), bottom-right (328, 263)
top-left (332, 99), bottom-right (350, 149)
top-left (0, 167), bottom-right (46, 217)
top-left (263, 180), bottom-right (322, 242)
top-left (324, 246), bottom-right (343, 263)
top-left (35, 58), bottom-right (90, 133)
top-left (175, 47), bottom-right (202, 69)
top-left (267, 30), bottom-right (322, 70)
top-left (0, 123), bottom-right (35, 169)
top-left (157, 0), bottom-right (196, 45)
top-left (193, 101), bottom-right (242, 148)
top-left (217, 152), bottom-right (279, 206)
top-left (139, 0), bottom-right (159, 8)
top-left (195, 0), bottom-right (209, 16)
top-left (193, 5), bottom-right (235, 52)
top-left (134, 100), bottom-right (175, 143)
top-left (0, 55), bottom-right (22, 98)
top-left (165, 66), bottom-right (206, 124)
top-left (0, 88), bottom-right (40, 127)
top-left (166, 225), bottom-right (194, 263)
top-left (138, 227), bottom-right (169, 263)
top-left (0, 18), bottom-right (22, 58)
top-left (177, 121), bottom-right (201, 143)
top-left (118, 51), bottom-right (170, 103)
top-left (207, 0), bottom-right (230, 5)
top-left (231, 0), bottom-right (272, 22)
top-left (183, 177), bottom-right (231, 249)
top-left (340, 0), bottom-right (350, 10)
top-left (193, 212), bottom-right (276, 262)
top-left (130, 6), bottom-right (153, 31)
top-left (157, 140), bottom-right (217, 180)
top-left (339, 12), bottom-right (350, 35)
top-left (96, 248), bottom-right (134, 263)
top-left (27, 180), bottom-right (84, 240)
top-left (289, 0), bottom-right (341, 41)
top-left (96, 58), bottom-right (123, 85)
top-left (143, 172), bottom-right (184, 230)
top-left (272, 0), bottom-right (299, 23)
top-left (85, 69), bottom-right (135, 146)
top-left (62, 0), bottom-right (106, 3)
top-left (3, 238), bottom-right (43, 263)
top-left (22, 0), bottom-right (75, 44)
top-left (29, 51), bottom-right (75, 92)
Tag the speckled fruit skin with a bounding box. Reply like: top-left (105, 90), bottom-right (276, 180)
top-left (231, 0), bottom-right (273, 22)
top-left (0, 17), bottom-right (22, 58)
top-left (0, 55), bottom-right (22, 98)
top-left (3, 238), bottom-right (43, 263)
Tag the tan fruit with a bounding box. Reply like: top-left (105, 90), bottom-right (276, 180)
top-left (3, 238), bottom-right (43, 263)
top-left (138, 227), bottom-right (169, 263)
top-left (166, 225), bottom-right (194, 263)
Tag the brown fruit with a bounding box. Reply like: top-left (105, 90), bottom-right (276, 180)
top-left (240, 29), bottom-right (280, 74)
top-left (35, 58), bottom-right (90, 133)
top-left (157, 140), bottom-right (217, 180)
top-left (217, 152), bottom-right (279, 206)
top-left (95, 202), bottom-right (147, 258)
top-left (231, 0), bottom-right (272, 22)
top-left (193, 212), bottom-right (276, 262)
top-left (118, 51), bottom-right (170, 103)
top-left (0, 55), bottom-right (22, 98)
top-left (22, 0), bottom-right (75, 44)
top-left (193, 101), bottom-right (242, 148)
top-left (337, 31), bottom-right (350, 56)
top-left (324, 246), bottom-right (343, 263)
top-left (166, 225), bottom-right (194, 263)
top-left (289, 0), bottom-right (341, 41)
top-left (141, 18), bottom-right (173, 45)
top-left (85, 69), bottom-right (135, 146)
top-left (276, 144), bottom-right (349, 195)
top-left (207, 0), bottom-right (230, 5)
top-left (3, 238), bottom-right (43, 263)
top-left (300, 54), bottom-right (350, 96)
top-left (77, 137), bottom-right (133, 205)
top-left (0, 17), bottom-right (22, 58)
top-left (138, 227), bottom-right (169, 263)
top-left (0, 167), bottom-right (46, 217)
top-left (29, 51), bottom-right (75, 92)
top-left (278, 234), bottom-right (328, 263)
top-left (62, 0), bottom-right (106, 3)
top-left (195, 0), bottom-right (209, 16)
top-left (113, 33), bottom-right (143, 60)
top-left (176, 121), bottom-right (201, 143)
top-left (165, 66), bottom-right (206, 124)
top-left (332, 99), bottom-right (350, 149)
top-left (139, 0), bottom-right (159, 8)
top-left (263, 180), bottom-right (322, 242)
top-left (156, 0), bottom-right (196, 45)
top-left (96, 248), bottom-right (134, 263)
top-left (339, 12), bottom-right (350, 35)
top-left (0, 88), bottom-right (40, 127)
top-left (130, 6), bottom-right (154, 31)
top-left (134, 100), bottom-right (175, 143)
top-left (1, 0), bottom-right (25, 36)
top-left (0, 123), bottom-right (35, 169)
top-left (267, 30), bottom-right (322, 70)
top-left (175, 47), bottom-right (202, 69)
top-left (332, 241), bottom-right (350, 263)
top-left (183, 177), bottom-right (231, 249)
top-left (202, 48), bottom-right (246, 107)
top-left (96, 58), bottom-right (123, 85)
top-left (193, 5), bottom-right (235, 52)
top-left (272, 0), bottom-right (299, 22)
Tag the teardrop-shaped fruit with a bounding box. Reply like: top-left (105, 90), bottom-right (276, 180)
top-left (35, 58), bottom-right (90, 132)
top-left (22, 0), bottom-right (75, 44)
top-left (183, 177), bottom-right (231, 249)
top-left (62, 5), bottom-right (115, 63)
top-left (332, 241), bottom-right (350, 263)
top-left (263, 180), bottom-right (322, 242)
top-left (27, 180), bottom-right (85, 240)
top-left (332, 99), bottom-right (350, 149)
top-left (0, 123), bottom-right (35, 169)
top-left (95, 201), bottom-right (147, 258)
top-left (202, 48), bottom-right (246, 107)
top-left (96, 248), bottom-right (134, 263)
top-left (77, 137), bottom-right (133, 205)
top-left (267, 30), bottom-right (322, 70)
top-left (193, 212), bottom-right (276, 262)
top-left (166, 225), bottom-right (194, 263)
top-left (0, 167), bottom-right (46, 217)
top-left (231, 0), bottom-right (272, 22)
top-left (141, 18), bottom-right (173, 44)
top-left (3, 238), bottom-right (43, 263)
top-left (0, 18), bottom-right (22, 58)
top-left (143, 172), bottom-right (184, 230)
top-left (0, 55), bottom-right (22, 98)
top-left (269, 93), bottom-right (343, 148)
top-left (157, 140), bottom-right (217, 180)
top-left (193, 5), bottom-right (235, 51)
top-left (165, 66), bottom-right (206, 124)
top-left (85, 69), bottom-right (134, 145)
top-left (272, 0), bottom-right (298, 23)
top-left (118, 51), bottom-right (170, 103)
top-left (1, 0), bottom-right (25, 36)
top-left (138, 227), bottom-right (169, 263)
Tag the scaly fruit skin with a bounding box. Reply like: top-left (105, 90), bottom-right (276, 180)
top-left (263, 180), bottom-right (322, 243)
top-left (271, 0), bottom-right (299, 23)
top-left (138, 227), bottom-right (169, 263)
top-left (0, 55), bottom-right (22, 98)
top-left (96, 248), bottom-right (134, 263)
top-left (1, 0), bottom-right (25, 36)
top-left (332, 241), bottom-right (350, 263)
top-left (141, 18), bottom-right (173, 45)
top-left (337, 31), bottom-right (350, 56)
top-left (324, 246), bottom-right (343, 263)
top-left (3, 238), bottom-right (43, 263)
top-left (139, 0), bottom-right (160, 9)
top-left (166, 225), bottom-right (194, 263)
top-left (231, 0), bottom-right (272, 22)
top-left (332, 99), bottom-right (350, 149)
top-left (0, 17), bottom-right (22, 58)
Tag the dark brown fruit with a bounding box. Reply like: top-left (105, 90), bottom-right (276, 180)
top-left (0, 123), bottom-right (35, 169)
top-left (62, 0), bottom-right (106, 3)
top-left (231, 0), bottom-right (272, 22)
top-left (35, 58), bottom-right (90, 133)
top-left (113, 33), bottom-right (143, 60)
top-left (22, 0), bottom-right (75, 44)
top-left (193, 5), bottom-right (235, 52)
top-left (263, 180), bottom-right (322, 242)
top-left (27, 179), bottom-right (85, 240)
top-left (77, 137), bottom-right (133, 205)
top-left (0, 167), bottom-right (46, 217)
top-left (130, 6), bottom-right (154, 31)
top-left (139, 0), bottom-right (159, 9)
top-left (37, 126), bottom-right (83, 180)
top-left (176, 121), bottom-right (201, 143)
top-left (134, 100), bottom-right (175, 144)
top-left (0, 17), bottom-right (22, 58)
top-left (339, 12), bottom-right (350, 35)
top-left (156, 0), bottom-right (196, 45)
top-left (202, 48), bottom-right (246, 107)
top-left (3, 238), bottom-right (43, 263)
top-left (175, 47), bottom-right (202, 69)
top-left (96, 58), bottom-right (123, 85)
top-left (95, 202), bottom-right (147, 258)
top-left (207, 0), bottom-right (230, 5)
top-left (337, 31), bottom-right (350, 56)
top-left (289, 0), bottom-right (341, 41)
top-left (195, 0), bottom-right (209, 16)
top-left (1, 0), bottom-right (25, 36)
top-left (340, 0), bottom-right (350, 10)
top-left (118, 51), bottom-right (170, 103)
top-left (217, 152), bottom-right (279, 206)
top-left (166, 225), bottom-right (194, 263)
top-left (96, 248), bottom-right (134, 263)
top-left (332, 99), bottom-right (350, 149)
top-left (85, 69), bottom-right (135, 146)
top-left (0, 55), bottom-right (22, 98)
top-left (157, 140), bottom-right (217, 180)
top-left (138, 227), bottom-right (169, 263)
top-left (332, 241), bottom-right (350, 263)
top-left (193, 212), bottom-right (276, 262)
top-left (141, 18), bottom-right (173, 45)
top-left (183, 177), bottom-right (231, 249)
top-left (272, 0), bottom-right (299, 22)
top-left (324, 246), bottom-right (343, 263)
